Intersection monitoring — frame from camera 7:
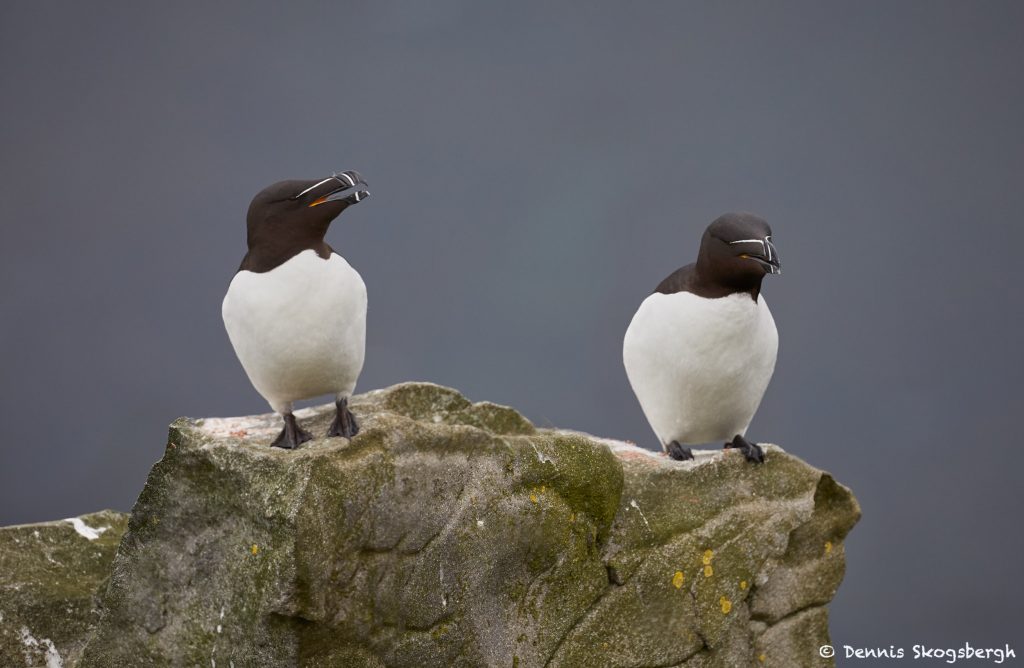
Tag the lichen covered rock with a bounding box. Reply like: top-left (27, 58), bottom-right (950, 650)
top-left (63, 382), bottom-right (855, 666)
top-left (0, 510), bottom-right (128, 667)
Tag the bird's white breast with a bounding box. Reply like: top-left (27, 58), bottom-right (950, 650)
top-left (222, 250), bottom-right (367, 413)
top-left (622, 291), bottom-right (777, 447)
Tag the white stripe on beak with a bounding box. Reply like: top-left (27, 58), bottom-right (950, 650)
top-left (728, 238), bottom-right (768, 256)
top-left (294, 177), bottom-right (335, 200)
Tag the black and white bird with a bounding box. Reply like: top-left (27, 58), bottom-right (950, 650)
top-left (222, 171), bottom-right (370, 449)
top-left (623, 212), bottom-right (780, 463)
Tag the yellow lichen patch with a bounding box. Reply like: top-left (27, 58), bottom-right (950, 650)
top-left (704, 564), bottom-right (713, 577)
top-left (672, 571), bottom-right (685, 589)
top-left (719, 596), bottom-right (732, 614)
top-left (251, 544), bottom-right (259, 555)
top-left (702, 549), bottom-right (714, 565)
top-left (740, 580), bottom-right (748, 590)
top-left (825, 540), bottom-right (833, 555)
top-left (529, 492), bottom-right (539, 504)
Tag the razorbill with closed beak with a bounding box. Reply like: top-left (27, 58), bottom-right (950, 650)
top-left (623, 212), bottom-right (780, 463)
top-left (222, 171), bottom-right (370, 449)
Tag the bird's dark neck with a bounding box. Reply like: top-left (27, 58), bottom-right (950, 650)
top-left (239, 233), bottom-right (333, 274)
top-left (239, 214), bottom-right (336, 273)
top-left (694, 260), bottom-right (763, 301)
top-left (655, 261), bottom-right (762, 301)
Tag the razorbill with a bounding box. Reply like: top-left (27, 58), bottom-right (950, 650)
top-left (222, 171), bottom-right (370, 449)
top-left (622, 212), bottom-right (781, 463)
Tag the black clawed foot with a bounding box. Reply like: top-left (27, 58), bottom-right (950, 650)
top-left (271, 413), bottom-right (313, 450)
top-left (667, 441), bottom-right (694, 461)
top-left (327, 398), bottom-right (359, 438)
top-left (724, 434), bottom-right (765, 463)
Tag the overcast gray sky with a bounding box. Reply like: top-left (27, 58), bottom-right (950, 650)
top-left (2, 0), bottom-right (1022, 653)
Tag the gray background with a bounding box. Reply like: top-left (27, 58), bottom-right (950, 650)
top-left (2, 0), bottom-right (1022, 657)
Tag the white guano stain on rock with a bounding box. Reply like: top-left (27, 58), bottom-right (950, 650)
top-left (19, 626), bottom-right (63, 668)
top-left (528, 439), bottom-right (553, 464)
top-left (198, 407), bottom-right (320, 441)
top-left (565, 430), bottom-right (780, 470)
top-left (629, 499), bottom-right (652, 531)
top-left (64, 517), bottom-right (109, 541)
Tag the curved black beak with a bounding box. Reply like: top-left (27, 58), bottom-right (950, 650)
top-left (751, 256), bottom-right (781, 275)
top-left (731, 236), bottom-right (781, 275)
top-left (305, 170), bottom-right (370, 207)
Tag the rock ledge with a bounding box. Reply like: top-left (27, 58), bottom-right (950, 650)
top-left (1, 383), bottom-right (859, 667)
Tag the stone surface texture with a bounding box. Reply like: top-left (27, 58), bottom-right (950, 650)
top-left (1, 383), bottom-right (859, 667)
top-left (0, 510), bottom-right (128, 668)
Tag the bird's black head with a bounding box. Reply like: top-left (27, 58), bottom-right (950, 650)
top-left (240, 171), bottom-right (369, 273)
top-left (246, 171), bottom-right (369, 240)
top-left (696, 212), bottom-right (780, 296)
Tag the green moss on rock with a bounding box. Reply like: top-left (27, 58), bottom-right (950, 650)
top-left (373, 382), bottom-right (535, 435)
top-left (0, 510), bottom-right (128, 668)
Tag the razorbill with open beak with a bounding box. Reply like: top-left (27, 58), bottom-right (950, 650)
top-left (622, 212), bottom-right (780, 463)
top-left (222, 171), bottom-right (370, 449)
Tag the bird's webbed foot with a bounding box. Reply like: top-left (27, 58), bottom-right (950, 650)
top-left (327, 397), bottom-right (359, 438)
top-left (271, 412), bottom-right (313, 450)
top-left (667, 441), bottom-right (694, 461)
top-left (724, 434), bottom-right (765, 463)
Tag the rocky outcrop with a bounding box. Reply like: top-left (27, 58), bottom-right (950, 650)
top-left (0, 510), bottom-right (128, 667)
top-left (0, 383), bottom-right (859, 667)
